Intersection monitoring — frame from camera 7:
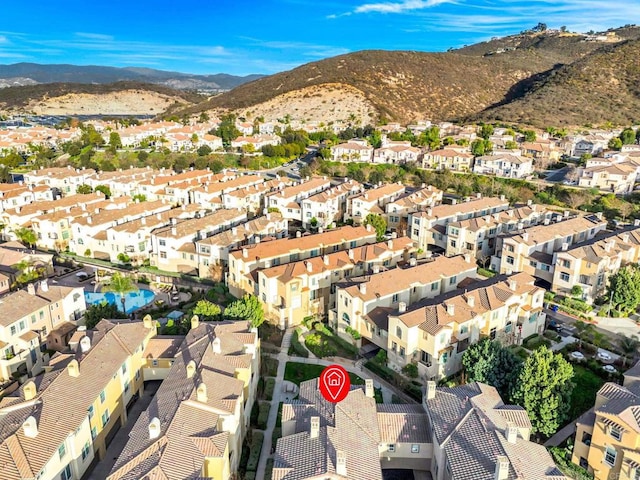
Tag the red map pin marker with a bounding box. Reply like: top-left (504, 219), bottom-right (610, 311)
top-left (319, 364), bottom-right (350, 403)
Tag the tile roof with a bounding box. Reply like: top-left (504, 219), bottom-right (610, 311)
top-left (502, 215), bottom-right (606, 247)
top-left (152, 208), bottom-right (247, 239)
top-left (0, 283), bottom-right (81, 327)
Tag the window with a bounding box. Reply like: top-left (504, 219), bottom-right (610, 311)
top-left (81, 442), bottom-right (91, 461)
top-left (604, 446), bottom-right (616, 466)
top-left (506, 256), bottom-right (514, 265)
top-left (460, 325), bottom-right (468, 335)
top-left (490, 327), bottom-right (497, 339)
top-left (392, 293), bottom-right (399, 303)
top-left (135, 370), bottom-right (141, 380)
top-left (560, 272), bottom-right (570, 282)
top-left (10, 325), bottom-right (16, 336)
top-left (561, 259), bottom-right (571, 268)
top-left (159, 251), bottom-right (167, 259)
top-left (152, 359), bottom-right (158, 367)
top-left (19, 320), bottom-right (25, 331)
top-left (396, 326), bottom-right (402, 339)
top-left (124, 380), bottom-right (130, 393)
top-left (342, 312), bottom-right (350, 325)
top-left (101, 409), bottom-right (110, 428)
top-left (399, 346), bottom-right (405, 357)
top-left (391, 342), bottom-right (397, 353)
top-left (581, 432), bottom-right (592, 446)
top-left (100, 390), bottom-right (106, 403)
top-left (91, 427), bottom-right (97, 440)
top-left (88, 405), bottom-right (94, 420)
top-left (431, 282), bottom-right (439, 291)
top-left (529, 261), bottom-right (537, 268)
top-left (449, 276), bottom-right (457, 285)
top-left (31, 314), bottom-right (36, 324)
top-left (159, 239), bottom-right (166, 246)
top-left (121, 363), bottom-right (127, 375)
top-left (450, 240), bottom-right (457, 248)
top-left (60, 465), bottom-right (72, 480)
top-left (610, 426), bottom-right (623, 441)
top-left (58, 443), bottom-right (66, 460)
top-left (540, 264), bottom-right (550, 272)
top-left (388, 444), bottom-right (395, 452)
top-left (505, 322), bottom-right (512, 333)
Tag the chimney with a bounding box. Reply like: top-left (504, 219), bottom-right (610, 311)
top-left (171, 226), bottom-right (177, 236)
top-left (67, 359), bottom-right (79, 377)
top-left (80, 336), bottom-right (91, 353)
top-left (323, 255), bottom-right (330, 266)
top-left (508, 279), bottom-right (517, 291)
top-left (318, 227), bottom-right (324, 234)
top-left (87, 216), bottom-right (92, 224)
top-left (296, 230), bottom-right (302, 238)
top-left (23, 381), bottom-right (37, 401)
top-left (399, 302), bottom-right (407, 313)
top-left (186, 360), bottom-right (196, 379)
top-left (348, 249), bottom-right (354, 260)
top-left (505, 422), bottom-right (518, 444)
top-left (27, 283), bottom-right (36, 295)
top-left (605, 240), bottom-right (615, 252)
top-left (23, 416), bottom-right (38, 438)
top-left (522, 232), bottom-right (529, 242)
top-left (635, 219), bottom-right (640, 227)
top-left (143, 314), bottom-right (154, 329)
top-left (310, 416), bottom-right (320, 439)
top-left (191, 315), bottom-right (199, 330)
top-left (409, 257), bottom-right (417, 267)
top-left (242, 248), bottom-right (248, 259)
top-left (171, 217), bottom-right (177, 226)
top-left (561, 242), bottom-right (568, 251)
top-left (467, 295), bottom-right (475, 308)
top-left (197, 383), bottom-right (208, 403)
top-left (359, 282), bottom-right (367, 295)
top-left (365, 379), bottom-right (374, 398)
top-left (232, 226), bottom-right (238, 236)
top-left (366, 223), bottom-right (373, 232)
top-left (544, 218), bottom-right (550, 226)
top-left (494, 456), bottom-right (510, 480)
top-left (305, 261), bottom-right (313, 273)
top-left (336, 451), bottom-right (347, 477)
top-left (426, 381), bottom-right (436, 401)
top-left (156, 212), bottom-right (162, 220)
top-left (427, 208), bottom-right (433, 216)
top-left (212, 337), bottom-right (221, 354)
top-left (141, 217), bottom-right (146, 225)
top-left (564, 210), bottom-right (570, 218)
top-left (40, 279), bottom-right (49, 292)
top-left (463, 253), bottom-right (471, 263)
top-left (517, 222), bottom-right (523, 230)
top-left (373, 264), bottom-right (381, 274)
top-left (148, 417), bottom-right (161, 440)
top-left (500, 194), bottom-right (505, 201)
top-left (527, 199), bottom-right (532, 206)
top-left (446, 303), bottom-right (455, 316)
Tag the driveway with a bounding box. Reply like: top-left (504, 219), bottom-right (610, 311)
top-left (84, 381), bottom-right (161, 480)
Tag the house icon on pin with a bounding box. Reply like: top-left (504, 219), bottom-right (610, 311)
top-left (327, 371), bottom-right (342, 387)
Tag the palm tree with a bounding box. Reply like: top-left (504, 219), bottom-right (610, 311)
top-left (12, 227), bottom-right (37, 248)
top-left (102, 272), bottom-right (138, 314)
top-left (619, 335), bottom-right (640, 367)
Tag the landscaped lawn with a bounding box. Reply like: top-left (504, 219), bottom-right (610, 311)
top-left (569, 365), bottom-right (605, 421)
top-left (284, 362), bottom-right (365, 386)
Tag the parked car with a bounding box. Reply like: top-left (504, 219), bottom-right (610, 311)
top-left (547, 320), bottom-right (563, 332)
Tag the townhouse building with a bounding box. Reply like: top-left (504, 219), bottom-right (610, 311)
top-left (222, 178), bottom-right (290, 214)
top-left (422, 148), bottom-right (473, 172)
top-left (191, 174), bottom-right (264, 210)
top-left (333, 254), bottom-right (477, 351)
top-left (521, 141), bottom-right (560, 163)
top-left (23, 166), bottom-right (96, 194)
top-left (195, 213), bottom-right (289, 276)
top-left (108, 319), bottom-right (260, 480)
top-left (445, 203), bottom-right (552, 261)
top-left (0, 242), bottom-right (54, 288)
top-left (490, 214), bottom-right (608, 285)
top-left (84, 167), bottom-right (159, 197)
top-left (473, 153), bottom-right (534, 178)
top-left (386, 272), bottom-right (545, 380)
top-left (227, 225), bottom-right (378, 300)
top-left (331, 139), bottom-right (374, 162)
top-left (572, 135), bottom-right (611, 157)
top-left (0, 183), bottom-right (53, 212)
top-left (258, 237), bottom-right (416, 328)
top-left (578, 163), bottom-right (637, 193)
top-left (572, 364), bottom-right (640, 480)
top-left (68, 199), bottom-right (173, 258)
top-left (135, 169), bottom-right (218, 201)
top-left (266, 177), bottom-right (332, 221)
top-left (300, 179), bottom-right (363, 229)
top-left (551, 227), bottom-right (640, 302)
top-left (373, 142), bottom-right (423, 164)
top-left (150, 208), bottom-right (248, 274)
top-left (348, 183), bottom-right (406, 224)
top-left (384, 185), bottom-right (443, 233)
top-left (408, 196), bottom-right (510, 253)
top-left (0, 280), bottom-right (86, 382)
top-left (230, 134), bottom-right (280, 150)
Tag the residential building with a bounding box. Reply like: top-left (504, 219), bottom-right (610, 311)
top-left (425, 381), bottom-right (566, 480)
top-left (572, 135), bottom-right (611, 157)
top-left (473, 153), bottom-right (534, 178)
top-left (266, 177), bottom-right (332, 221)
top-left (521, 141), bottom-right (561, 162)
top-left (150, 208), bottom-right (248, 274)
top-left (551, 227), bottom-right (640, 302)
top-left (490, 214), bottom-right (608, 285)
top-left (230, 134), bottom-right (280, 150)
top-left (422, 148), bottom-right (473, 172)
top-left (384, 185), bottom-right (443, 233)
top-left (445, 203), bottom-right (551, 261)
top-left (333, 254), bottom-right (477, 351)
top-left (258, 237), bottom-right (416, 328)
top-left (373, 141), bottom-right (423, 164)
top-left (227, 225), bottom-right (378, 300)
top-left (408, 196), bottom-right (510, 253)
top-left (349, 183), bottom-right (406, 224)
top-left (222, 178), bottom-right (289, 214)
top-left (108, 319), bottom-right (259, 480)
top-left (578, 163), bottom-right (637, 193)
top-left (0, 183), bottom-right (53, 212)
top-left (23, 166), bottom-right (96, 194)
top-left (0, 318), bottom-right (156, 480)
top-left (191, 174), bottom-right (265, 210)
top-left (300, 179), bottom-right (364, 229)
top-left (387, 272), bottom-right (545, 379)
top-left (195, 213), bottom-right (289, 277)
top-left (331, 139), bottom-right (374, 162)
top-left (0, 280), bottom-right (86, 382)
top-left (572, 363), bottom-right (640, 480)
top-left (0, 242), bottom-right (54, 287)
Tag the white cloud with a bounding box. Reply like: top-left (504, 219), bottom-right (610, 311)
top-left (354, 0), bottom-right (452, 14)
top-left (75, 32), bottom-right (114, 41)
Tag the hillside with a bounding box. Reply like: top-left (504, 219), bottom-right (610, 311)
top-left (179, 26), bottom-right (640, 126)
top-left (0, 63), bottom-right (263, 91)
top-left (0, 82), bottom-right (203, 115)
top-left (477, 38), bottom-right (640, 127)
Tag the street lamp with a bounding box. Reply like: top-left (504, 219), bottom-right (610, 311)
top-left (121, 296), bottom-right (126, 314)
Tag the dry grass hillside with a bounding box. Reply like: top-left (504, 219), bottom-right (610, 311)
top-left (477, 38), bottom-right (640, 127)
top-left (0, 82), bottom-right (201, 115)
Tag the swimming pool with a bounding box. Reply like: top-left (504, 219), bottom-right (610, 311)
top-left (84, 289), bottom-right (155, 314)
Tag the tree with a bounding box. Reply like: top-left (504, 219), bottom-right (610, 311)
top-left (570, 285), bottom-right (583, 298)
top-left (101, 272), bottom-right (138, 313)
top-left (363, 213), bottom-right (387, 241)
top-left (109, 132), bottom-right (122, 150)
top-left (505, 140), bottom-right (518, 150)
top-left (368, 170), bottom-right (385, 185)
top-left (402, 363), bottom-right (419, 378)
top-left (76, 184), bottom-right (93, 194)
top-left (620, 128), bottom-right (636, 145)
top-left (418, 126), bottom-right (441, 150)
top-left (471, 139), bottom-right (487, 157)
top-left (193, 300), bottom-right (222, 320)
top-left (197, 145), bottom-right (212, 156)
top-left (607, 266), bottom-right (640, 314)
top-left (480, 123), bottom-right (494, 140)
top-left (84, 302), bottom-right (127, 329)
top-left (636, 129), bottom-right (640, 144)
top-left (511, 346), bottom-right (574, 437)
top-left (524, 130), bottom-right (537, 142)
top-left (224, 294), bottom-right (264, 328)
top-left (138, 151), bottom-right (149, 163)
top-left (13, 227), bottom-right (37, 248)
top-left (198, 112), bottom-right (210, 123)
top-left (608, 137), bottom-right (623, 151)
top-left (95, 185), bottom-right (112, 198)
top-left (13, 259), bottom-right (45, 286)
top-left (132, 194), bottom-right (147, 202)
top-left (619, 335), bottom-right (639, 367)
top-left (212, 114), bottom-right (241, 148)
top-left (461, 338), bottom-right (522, 399)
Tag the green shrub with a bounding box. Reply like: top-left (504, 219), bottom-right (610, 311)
top-left (250, 401), bottom-right (259, 427)
top-left (257, 402), bottom-right (271, 430)
top-left (305, 333), bottom-right (338, 358)
top-left (402, 363), bottom-right (419, 378)
top-left (365, 360), bottom-right (395, 382)
top-left (549, 446), bottom-right (593, 480)
top-left (345, 326), bottom-right (362, 340)
top-left (404, 382), bottom-right (423, 402)
top-left (264, 378), bottom-right (276, 401)
top-left (477, 268), bottom-right (497, 278)
top-left (523, 335), bottom-right (552, 350)
top-left (288, 328), bottom-right (309, 358)
top-left (246, 431), bottom-right (264, 472)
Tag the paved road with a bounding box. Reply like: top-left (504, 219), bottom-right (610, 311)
top-left (546, 308), bottom-right (640, 341)
top-left (544, 167), bottom-right (570, 183)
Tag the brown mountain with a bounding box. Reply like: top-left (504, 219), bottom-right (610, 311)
top-left (181, 26), bottom-right (640, 127)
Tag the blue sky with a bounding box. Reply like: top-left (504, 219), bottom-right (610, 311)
top-left (1, 0), bottom-right (638, 76)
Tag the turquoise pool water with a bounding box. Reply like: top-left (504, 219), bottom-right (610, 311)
top-left (84, 289), bottom-right (155, 314)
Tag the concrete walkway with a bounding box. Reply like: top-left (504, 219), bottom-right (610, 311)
top-left (544, 408), bottom-right (594, 447)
